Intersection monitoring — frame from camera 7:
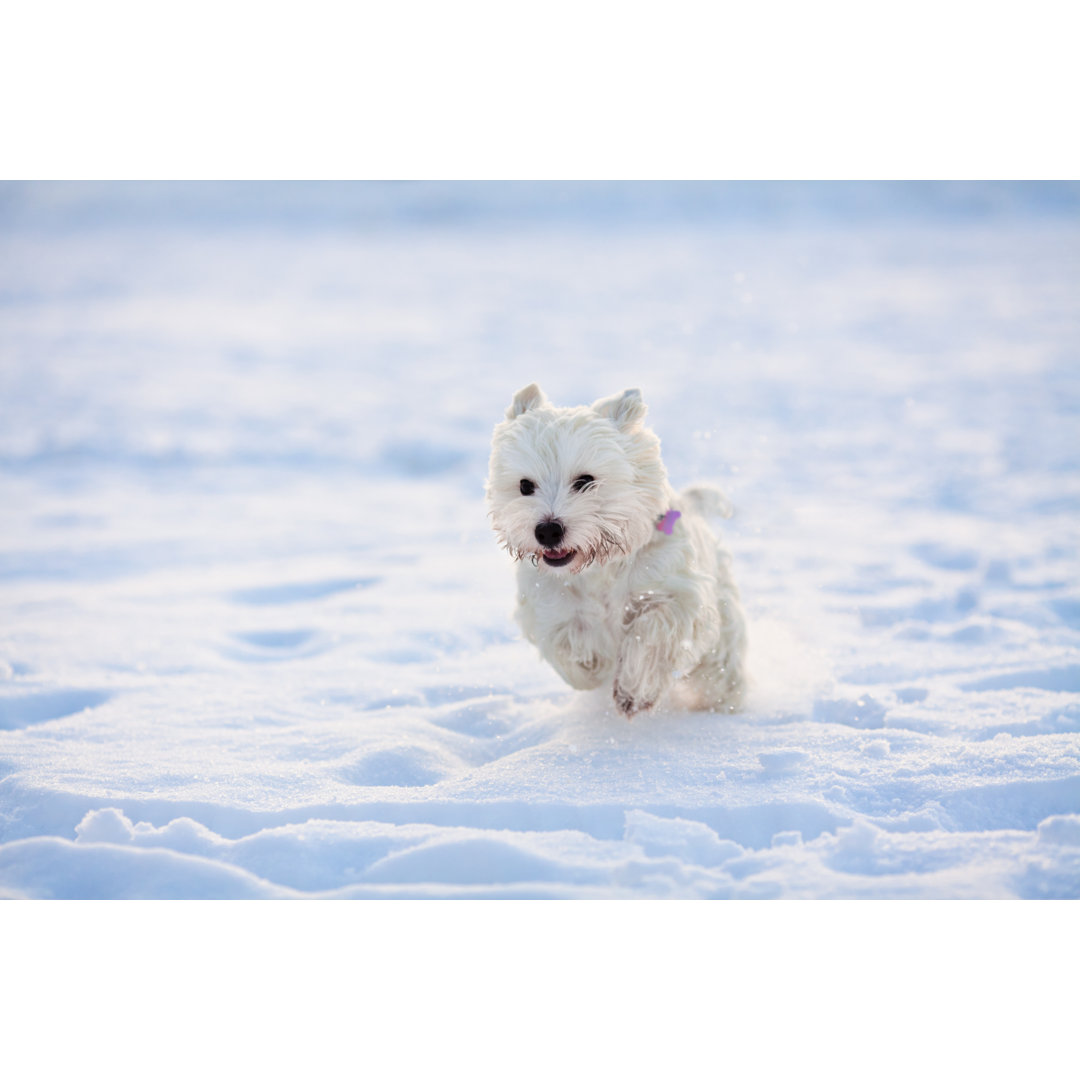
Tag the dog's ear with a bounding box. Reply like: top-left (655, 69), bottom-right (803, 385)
top-left (506, 383), bottom-right (547, 420)
top-left (592, 388), bottom-right (646, 431)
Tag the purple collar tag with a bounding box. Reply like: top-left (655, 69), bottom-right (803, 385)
top-left (656, 509), bottom-right (681, 535)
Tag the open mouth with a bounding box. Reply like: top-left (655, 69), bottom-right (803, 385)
top-left (541, 548), bottom-right (575, 567)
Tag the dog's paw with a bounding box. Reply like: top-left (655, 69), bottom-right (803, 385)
top-left (576, 652), bottom-right (601, 675)
top-left (559, 653), bottom-right (605, 690)
top-left (613, 683), bottom-right (653, 719)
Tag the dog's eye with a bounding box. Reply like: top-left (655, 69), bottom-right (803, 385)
top-left (519, 479), bottom-right (535, 496)
top-left (572, 474), bottom-right (596, 492)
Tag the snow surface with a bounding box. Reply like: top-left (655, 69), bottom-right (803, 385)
top-left (1, 182), bottom-right (1079, 898)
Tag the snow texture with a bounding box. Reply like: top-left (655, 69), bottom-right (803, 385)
top-left (1, 181), bottom-right (1079, 898)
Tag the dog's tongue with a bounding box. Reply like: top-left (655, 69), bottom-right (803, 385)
top-left (545, 549), bottom-right (570, 559)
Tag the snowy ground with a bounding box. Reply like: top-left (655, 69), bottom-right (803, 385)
top-left (1, 183), bottom-right (1078, 898)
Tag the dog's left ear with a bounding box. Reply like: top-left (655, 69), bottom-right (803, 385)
top-left (506, 383), bottom-right (548, 420)
top-left (592, 388), bottom-right (646, 432)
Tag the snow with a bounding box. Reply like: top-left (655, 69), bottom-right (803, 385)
top-left (1, 181), bottom-right (1078, 898)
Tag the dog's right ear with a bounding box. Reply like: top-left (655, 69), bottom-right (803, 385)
top-left (592, 388), bottom-right (646, 431)
top-left (506, 383), bottom-right (548, 420)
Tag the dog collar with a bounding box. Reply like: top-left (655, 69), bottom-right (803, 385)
top-left (656, 509), bottom-right (681, 534)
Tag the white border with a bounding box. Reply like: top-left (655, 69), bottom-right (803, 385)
top-left (2, 1), bottom-right (1078, 177)
top-left (4, 901), bottom-right (1077, 1077)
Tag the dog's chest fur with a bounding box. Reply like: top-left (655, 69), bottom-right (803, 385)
top-left (514, 528), bottom-right (691, 691)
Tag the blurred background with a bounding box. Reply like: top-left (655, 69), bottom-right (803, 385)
top-left (2, 181), bottom-right (1077, 580)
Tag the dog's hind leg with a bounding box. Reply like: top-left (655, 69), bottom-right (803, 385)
top-left (680, 605), bottom-right (746, 712)
top-left (680, 649), bottom-right (744, 713)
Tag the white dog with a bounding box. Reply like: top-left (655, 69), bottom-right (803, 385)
top-left (486, 384), bottom-right (746, 717)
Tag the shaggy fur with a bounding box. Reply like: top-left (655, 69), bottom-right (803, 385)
top-left (486, 384), bottom-right (747, 717)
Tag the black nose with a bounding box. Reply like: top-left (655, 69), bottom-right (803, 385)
top-left (534, 519), bottom-right (565, 548)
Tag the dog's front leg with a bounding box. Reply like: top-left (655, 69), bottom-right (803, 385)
top-left (613, 599), bottom-right (686, 717)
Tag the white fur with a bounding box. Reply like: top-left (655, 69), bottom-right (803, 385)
top-left (486, 384), bottom-right (747, 717)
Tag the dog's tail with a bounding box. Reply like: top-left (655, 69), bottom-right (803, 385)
top-left (681, 483), bottom-right (734, 519)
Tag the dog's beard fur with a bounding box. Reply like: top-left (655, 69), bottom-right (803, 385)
top-left (504, 523), bottom-right (629, 571)
top-left (486, 388), bottom-right (668, 575)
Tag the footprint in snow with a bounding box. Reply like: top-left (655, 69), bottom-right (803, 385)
top-left (960, 665), bottom-right (1080, 693)
top-left (229, 578), bottom-right (377, 606)
top-left (910, 541), bottom-right (979, 572)
top-left (223, 629), bottom-right (331, 662)
top-left (337, 746), bottom-right (457, 788)
top-left (812, 696), bottom-right (888, 730)
top-left (0, 689), bottom-right (112, 730)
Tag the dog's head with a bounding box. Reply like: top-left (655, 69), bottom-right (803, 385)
top-left (486, 384), bottom-right (670, 573)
